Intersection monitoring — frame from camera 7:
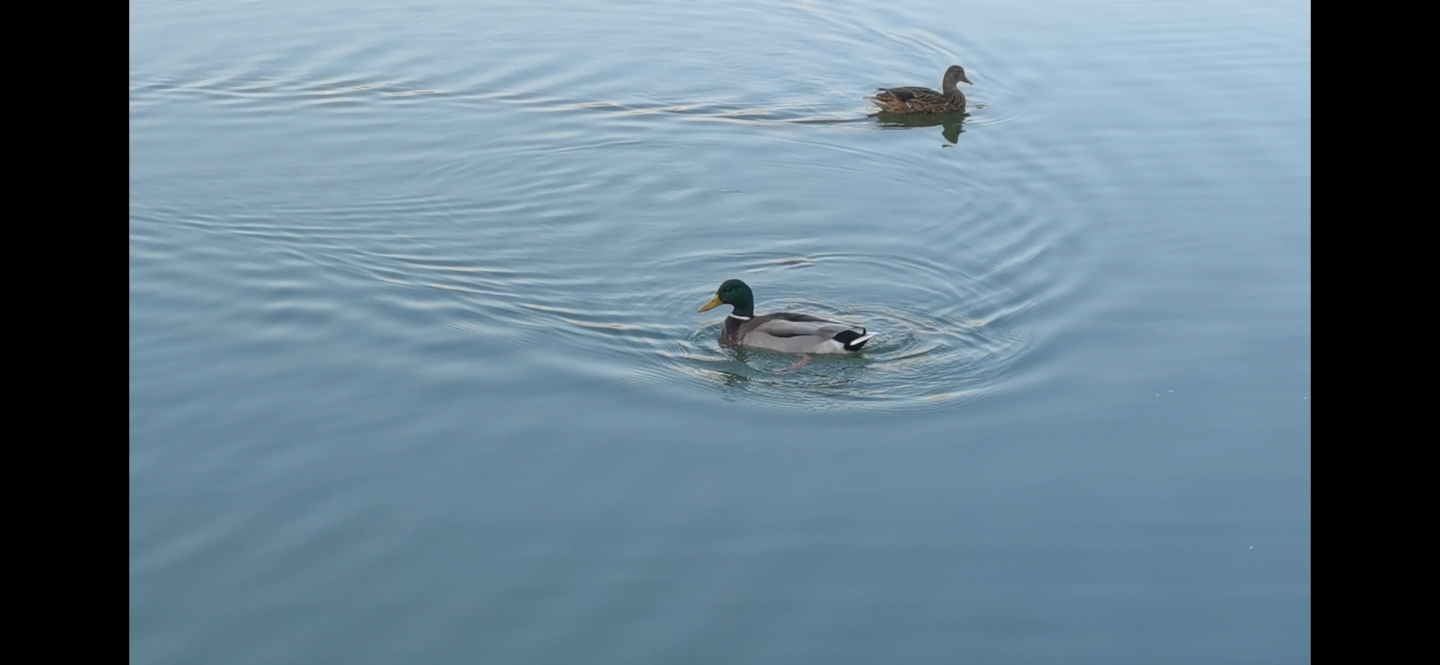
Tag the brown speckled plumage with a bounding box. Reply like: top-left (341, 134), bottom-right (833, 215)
top-left (868, 65), bottom-right (972, 114)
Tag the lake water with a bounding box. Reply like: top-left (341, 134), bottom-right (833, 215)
top-left (130, 0), bottom-right (1311, 662)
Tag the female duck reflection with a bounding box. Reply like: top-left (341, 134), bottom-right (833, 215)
top-left (875, 113), bottom-right (967, 145)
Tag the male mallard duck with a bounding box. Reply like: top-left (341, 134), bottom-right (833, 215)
top-left (867, 65), bottom-right (972, 114)
top-left (698, 279), bottom-right (875, 354)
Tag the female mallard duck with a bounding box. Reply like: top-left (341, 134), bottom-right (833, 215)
top-left (698, 279), bottom-right (875, 354)
top-left (867, 65), bottom-right (972, 114)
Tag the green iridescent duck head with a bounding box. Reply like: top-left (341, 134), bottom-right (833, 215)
top-left (698, 279), bottom-right (756, 317)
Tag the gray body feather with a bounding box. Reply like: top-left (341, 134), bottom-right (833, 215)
top-left (723, 313), bottom-right (875, 354)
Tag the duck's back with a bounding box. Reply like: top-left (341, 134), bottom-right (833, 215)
top-left (877, 86), bottom-right (941, 101)
top-left (723, 312), bottom-right (872, 353)
top-left (868, 86), bottom-right (963, 113)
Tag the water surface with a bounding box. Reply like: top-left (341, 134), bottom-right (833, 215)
top-left (131, 0), bottom-right (1311, 662)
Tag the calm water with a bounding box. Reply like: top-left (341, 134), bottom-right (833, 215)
top-left (130, 0), bottom-right (1310, 662)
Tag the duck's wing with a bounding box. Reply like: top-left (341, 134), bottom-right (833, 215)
top-left (737, 313), bottom-right (874, 354)
top-left (870, 86), bottom-right (943, 104)
top-left (748, 312), bottom-right (859, 337)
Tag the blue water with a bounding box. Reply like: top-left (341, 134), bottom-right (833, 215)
top-left (130, 0), bottom-right (1310, 662)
